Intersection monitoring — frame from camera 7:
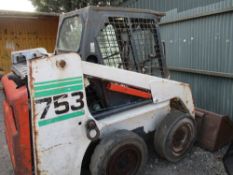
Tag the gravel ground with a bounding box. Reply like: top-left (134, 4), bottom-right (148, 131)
top-left (0, 90), bottom-right (228, 175)
top-left (146, 142), bottom-right (228, 175)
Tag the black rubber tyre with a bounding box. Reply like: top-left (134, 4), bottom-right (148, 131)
top-left (154, 110), bottom-right (196, 162)
top-left (90, 130), bottom-right (148, 175)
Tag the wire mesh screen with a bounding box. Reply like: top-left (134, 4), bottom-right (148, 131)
top-left (130, 18), bottom-right (156, 62)
top-left (97, 23), bottom-right (123, 67)
top-left (97, 16), bottom-right (163, 76)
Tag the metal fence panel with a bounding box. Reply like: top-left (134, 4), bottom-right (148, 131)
top-left (123, 0), bottom-right (233, 119)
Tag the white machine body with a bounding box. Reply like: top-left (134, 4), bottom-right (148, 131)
top-left (27, 53), bottom-right (194, 175)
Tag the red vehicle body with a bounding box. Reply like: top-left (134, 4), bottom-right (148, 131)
top-left (2, 75), bottom-right (32, 175)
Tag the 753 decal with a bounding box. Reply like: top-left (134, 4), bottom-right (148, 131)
top-left (35, 91), bottom-right (84, 119)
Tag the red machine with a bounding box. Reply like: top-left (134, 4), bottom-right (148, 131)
top-left (2, 76), bottom-right (32, 175)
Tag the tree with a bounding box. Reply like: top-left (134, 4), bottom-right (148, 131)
top-left (30, 0), bottom-right (123, 12)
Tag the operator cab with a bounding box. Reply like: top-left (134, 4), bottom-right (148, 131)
top-left (55, 6), bottom-right (170, 118)
top-left (56, 6), bottom-right (169, 77)
top-left (55, 6), bottom-right (169, 118)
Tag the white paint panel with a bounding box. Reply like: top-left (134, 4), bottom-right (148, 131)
top-left (27, 53), bottom-right (195, 175)
top-left (82, 61), bottom-right (195, 116)
top-left (28, 53), bottom-right (92, 175)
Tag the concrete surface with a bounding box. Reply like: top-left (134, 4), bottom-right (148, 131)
top-left (0, 90), bottom-right (228, 175)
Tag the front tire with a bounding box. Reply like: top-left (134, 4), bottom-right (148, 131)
top-left (90, 130), bottom-right (148, 175)
top-left (154, 110), bottom-right (196, 162)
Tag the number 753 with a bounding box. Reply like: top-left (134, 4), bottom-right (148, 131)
top-left (35, 91), bottom-right (84, 119)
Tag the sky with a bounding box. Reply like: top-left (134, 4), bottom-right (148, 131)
top-left (0, 0), bottom-right (35, 12)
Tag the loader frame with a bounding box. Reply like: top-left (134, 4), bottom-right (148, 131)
top-left (27, 53), bottom-right (194, 175)
top-left (2, 6), bottom-right (195, 175)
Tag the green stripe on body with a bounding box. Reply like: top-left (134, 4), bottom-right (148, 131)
top-left (34, 84), bottom-right (83, 98)
top-left (38, 110), bottom-right (85, 127)
top-left (34, 76), bottom-right (82, 86)
top-left (34, 79), bottom-right (83, 91)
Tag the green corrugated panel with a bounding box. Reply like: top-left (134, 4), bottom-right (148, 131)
top-left (123, 0), bottom-right (233, 120)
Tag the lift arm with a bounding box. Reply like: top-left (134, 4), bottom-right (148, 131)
top-left (82, 59), bottom-right (195, 116)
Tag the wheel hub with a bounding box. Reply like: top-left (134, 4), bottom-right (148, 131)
top-left (107, 144), bottom-right (142, 175)
top-left (171, 123), bottom-right (193, 155)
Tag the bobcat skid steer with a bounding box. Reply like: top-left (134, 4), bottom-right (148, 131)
top-left (1, 6), bottom-right (196, 175)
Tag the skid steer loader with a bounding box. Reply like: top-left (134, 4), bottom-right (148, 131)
top-left (1, 6), bottom-right (196, 175)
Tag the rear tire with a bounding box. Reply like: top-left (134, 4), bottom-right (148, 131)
top-left (90, 130), bottom-right (148, 175)
top-left (154, 110), bottom-right (196, 162)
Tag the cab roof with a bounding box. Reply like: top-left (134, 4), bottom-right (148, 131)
top-left (64, 6), bottom-right (165, 17)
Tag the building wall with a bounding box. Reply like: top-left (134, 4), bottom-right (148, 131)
top-left (123, 0), bottom-right (233, 119)
top-left (0, 15), bottom-right (58, 73)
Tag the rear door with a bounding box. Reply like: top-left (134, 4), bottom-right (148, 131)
top-left (27, 53), bottom-right (91, 175)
